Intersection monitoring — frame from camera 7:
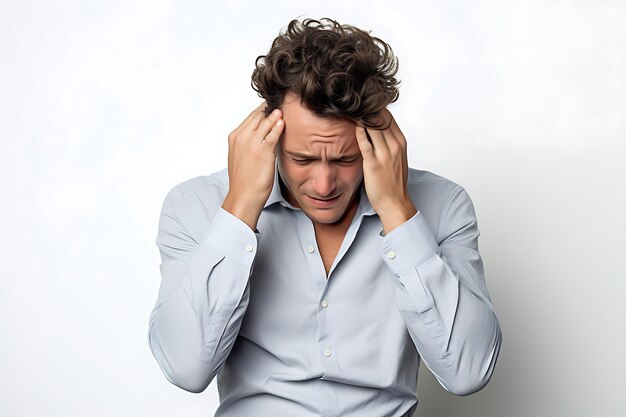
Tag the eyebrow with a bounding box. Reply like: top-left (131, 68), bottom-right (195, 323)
top-left (285, 151), bottom-right (361, 161)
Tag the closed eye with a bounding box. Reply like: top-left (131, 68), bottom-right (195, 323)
top-left (337, 158), bottom-right (359, 165)
top-left (288, 153), bottom-right (361, 165)
top-left (291, 158), bottom-right (314, 165)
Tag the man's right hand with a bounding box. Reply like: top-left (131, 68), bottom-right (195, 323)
top-left (221, 103), bottom-right (285, 231)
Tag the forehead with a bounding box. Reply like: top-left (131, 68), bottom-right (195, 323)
top-left (279, 94), bottom-right (359, 154)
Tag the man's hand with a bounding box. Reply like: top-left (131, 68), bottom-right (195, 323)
top-left (355, 109), bottom-right (417, 234)
top-left (222, 103), bottom-right (285, 231)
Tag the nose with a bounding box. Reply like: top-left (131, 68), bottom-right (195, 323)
top-left (311, 164), bottom-right (337, 198)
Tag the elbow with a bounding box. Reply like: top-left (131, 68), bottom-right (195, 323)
top-left (147, 325), bottom-right (216, 394)
top-left (440, 370), bottom-right (492, 396)
top-left (441, 327), bottom-right (503, 396)
top-left (164, 362), bottom-right (213, 394)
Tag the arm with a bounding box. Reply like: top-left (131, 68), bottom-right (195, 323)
top-left (147, 194), bottom-right (258, 393)
top-left (381, 186), bottom-right (502, 395)
top-left (355, 111), bottom-right (501, 394)
top-left (147, 104), bottom-right (284, 392)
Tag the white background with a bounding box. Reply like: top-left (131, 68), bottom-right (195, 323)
top-left (1, 1), bottom-right (624, 416)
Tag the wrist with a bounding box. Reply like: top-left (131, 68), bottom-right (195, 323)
top-left (377, 199), bottom-right (418, 235)
top-left (222, 192), bottom-right (264, 231)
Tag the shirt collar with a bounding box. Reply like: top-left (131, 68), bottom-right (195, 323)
top-left (264, 161), bottom-right (292, 209)
top-left (264, 161), bottom-right (377, 218)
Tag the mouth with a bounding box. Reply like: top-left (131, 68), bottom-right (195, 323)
top-left (307, 194), bottom-right (341, 207)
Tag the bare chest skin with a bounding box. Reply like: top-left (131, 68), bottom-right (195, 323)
top-left (312, 198), bottom-right (359, 277)
top-left (314, 228), bottom-right (345, 277)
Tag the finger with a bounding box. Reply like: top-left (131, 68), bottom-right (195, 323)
top-left (386, 113), bottom-right (409, 179)
top-left (253, 108), bottom-right (283, 141)
top-left (366, 127), bottom-right (389, 156)
top-left (388, 113), bottom-right (407, 149)
top-left (382, 127), bottom-right (401, 155)
top-left (240, 108), bottom-right (268, 139)
top-left (380, 112), bottom-right (403, 153)
top-left (231, 102), bottom-right (267, 138)
top-left (355, 126), bottom-right (375, 160)
top-left (228, 147), bottom-right (234, 181)
top-left (236, 102), bottom-right (269, 139)
top-left (261, 118), bottom-right (285, 148)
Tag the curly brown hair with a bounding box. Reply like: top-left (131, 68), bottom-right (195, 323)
top-left (251, 18), bottom-right (400, 128)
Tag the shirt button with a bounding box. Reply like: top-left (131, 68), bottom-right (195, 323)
top-left (321, 300), bottom-right (328, 308)
top-left (245, 244), bottom-right (253, 252)
top-left (323, 349), bottom-right (332, 357)
top-left (307, 245), bottom-right (315, 253)
top-left (387, 250), bottom-right (396, 259)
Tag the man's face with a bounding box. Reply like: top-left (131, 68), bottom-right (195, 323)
top-left (277, 93), bottom-right (364, 226)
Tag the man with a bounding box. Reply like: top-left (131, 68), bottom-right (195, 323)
top-left (147, 18), bottom-right (501, 417)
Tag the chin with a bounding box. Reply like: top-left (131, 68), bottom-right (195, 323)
top-left (301, 206), bottom-right (347, 225)
top-left (308, 213), bottom-right (342, 224)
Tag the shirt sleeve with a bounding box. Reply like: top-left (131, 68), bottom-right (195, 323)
top-left (381, 186), bottom-right (502, 396)
top-left (147, 193), bottom-right (259, 393)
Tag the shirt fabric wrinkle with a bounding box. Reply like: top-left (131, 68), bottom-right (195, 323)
top-left (147, 161), bottom-right (502, 415)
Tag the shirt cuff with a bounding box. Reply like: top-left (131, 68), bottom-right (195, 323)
top-left (203, 207), bottom-right (261, 268)
top-left (380, 211), bottom-right (438, 275)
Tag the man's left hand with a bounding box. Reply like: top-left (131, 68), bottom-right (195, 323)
top-left (355, 109), bottom-right (418, 234)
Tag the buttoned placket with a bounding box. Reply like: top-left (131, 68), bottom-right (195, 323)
top-left (273, 180), bottom-right (377, 417)
top-left (292, 209), bottom-right (338, 417)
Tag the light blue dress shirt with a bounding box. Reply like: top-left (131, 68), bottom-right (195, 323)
top-left (147, 164), bottom-right (502, 417)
